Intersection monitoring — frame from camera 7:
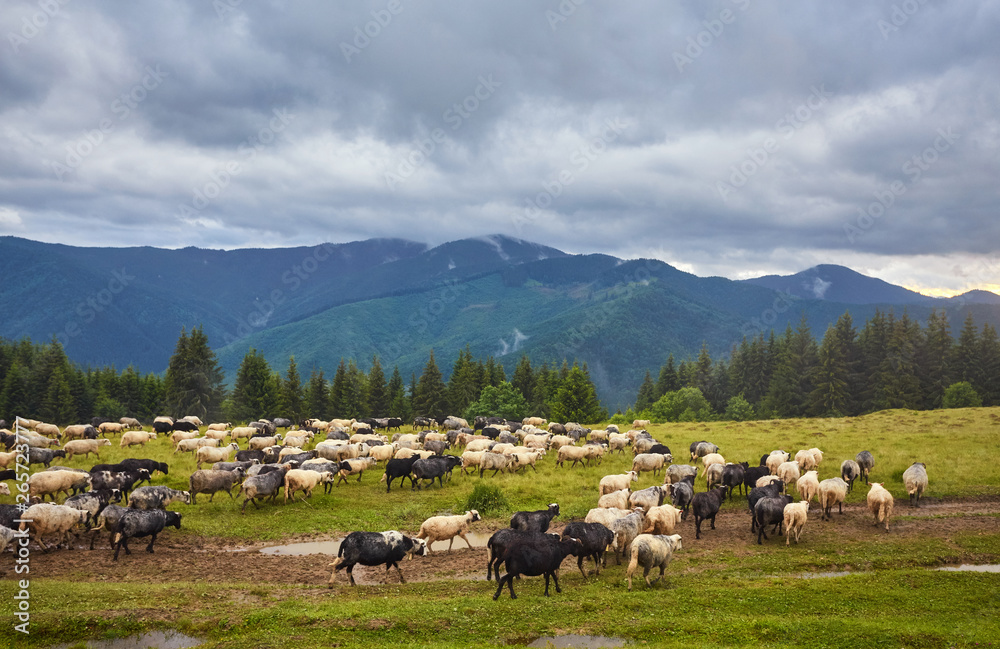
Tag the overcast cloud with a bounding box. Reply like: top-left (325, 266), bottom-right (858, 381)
top-left (1, 0), bottom-right (998, 295)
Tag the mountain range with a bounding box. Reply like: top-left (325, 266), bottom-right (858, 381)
top-left (2, 234), bottom-right (997, 409)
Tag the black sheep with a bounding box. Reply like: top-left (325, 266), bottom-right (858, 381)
top-left (722, 461), bottom-right (749, 499)
top-left (410, 455), bottom-right (461, 490)
top-left (691, 486), bottom-right (728, 539)
top-left (493, 535), bottom-right (582, 599)
top-left (112, 509), bottom-right (182, 560)
top-left (510, 503), bottom-right (560, 533)
top-left (329, 531), bottom-right (427, 586)
top-left (668, 475), bottom-right (695, 520)
top-left (561, 521), bottom-right (614, 577)
top-left (383, 456), bottom-right (420, 492)
top-left (754, 495), bottom-right (794, 544)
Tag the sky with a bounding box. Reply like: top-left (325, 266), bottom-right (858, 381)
top-left (1, 1), bottom-right (998, 296)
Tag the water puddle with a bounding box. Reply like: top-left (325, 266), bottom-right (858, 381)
top-left (52, 631), bottom-right (202, 649)
top-left (935, 564), bottom-right (1000, 573)
top-left (527, 635), bottom-right (626, 648)
top-left (259, 532), bottom-right (492, 556)
top-left (798, 571), bottom-right (852, 579)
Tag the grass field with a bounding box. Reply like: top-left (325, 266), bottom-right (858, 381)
top-left (6, 407), bottom-right (1000, 648)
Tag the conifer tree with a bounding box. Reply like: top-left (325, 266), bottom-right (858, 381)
top-left (387, 365), bottom-right (412, 420)
top-left (366, 355), bottom-right (388, 416)
top-left (654, 354), bottom-right (679, 399)
top-left (634, 371), bottom-right (656, 412)
top-left (282, 357), bottom-right (304, 422)
top-left (231, 349), bottom-right (281, 421)
top-left (414, 350), bottom-right (449, 417)
top-left (809, 324), bottom-right (852, 416)
top-left (550, 363), bottom-right (606, 423)
top-left (447, 348), bottom-right (480, 415)
top-left (511, 355), bottom-right (535, 404)
top-left (329, 360), bottom-right (348, 417)
top-left (163, 326), bottom-right (225, 420)
top-left (41, 365), bottom-right (75, 424)
top-left (977, 324), bottom-right (1000, 406)
top-left (305, 369), bottom-right (329, 419)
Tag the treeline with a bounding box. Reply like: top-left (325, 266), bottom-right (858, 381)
top-left (631, 310), bottom-right (1000, 422)
top-left (0, 326), bottom-right (607, 425)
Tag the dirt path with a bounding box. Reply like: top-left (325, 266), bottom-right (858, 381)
top-left (17, 496), bottom-right (1000, 588)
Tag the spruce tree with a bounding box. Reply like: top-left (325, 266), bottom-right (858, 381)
top-left (447, 348), bottom-right (480, 415)
top-left (918, 309), bottom-right (953, 409)
top-left (655, 354), bottom-right (679, 399)
top-left (366, 355), bottom-right (388, 417)
top-left (329, 360), bottom-right (348, 417)
top-left (550, 364), bottom-right (605, 423)
top-left (977, 324), bottom-right (1000, 406)
top-left (954, 313), bottom-right (980, 385)
top-left (511, 355), bottom-right (535, 404)
top-left (414, 350), bottom-right (449, 417)
top-left (305, 369), bottom-right (329, 419)
top-left (0, 361), bottom-right (31, 422)
top-left (282, 357), bottom-right (304, 423)
top-left (163, 326), bottom-right (225, 420)
top-left (809, 325), bottom-right (851, 416)
top-left (634, 371), bottom-right (656, 412)
top-left (231, 349), bottom-right (280, 421)
top-left (41, 365), bottom-right (75, 424)
top-left (387, 366), bottom-right (411, 420)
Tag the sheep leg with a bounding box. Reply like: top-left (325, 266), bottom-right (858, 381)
top-left (347, 566), bottom-right (356, 586)
top-left (393, 561), bottom-right (406, 583)
top-left (459, 532), bottom-right (472, 550)
top-left (146, 533), bottom-right (157, 553)
top-left (576, 555), bottom-right (588, 578)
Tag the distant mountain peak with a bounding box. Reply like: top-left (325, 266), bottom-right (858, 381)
top-left (742, 264), bottom-right (937, 305)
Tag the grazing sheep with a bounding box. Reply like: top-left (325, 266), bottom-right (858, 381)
top-left (19, 503), bottom-right (90, 552)
top-left (795, 470), bottom-right (820, 503)
top-left (329, 531), bottom-right (427, 586)
top-left (609, 509), bottom-right (646, 565)
top-left (598, 488), bottom-right (631, 510)
top-left (902, 462), bottom-right (928, 507)
top-left (795, 448), bottom-right (819, 472)
top-left (783, 501), bottom-right (810, 545)
top-left (284, 468), bottom-right (335, 502)
top-left (492, 535), bottom-right (582, 600)
top-left (766, 451), bottom-right (790, 475)
top-left (664, 464), bottom-right (698, 485)
top-left (626, 533), bottom-right (682, 591)
top-left (668, 476), bottom-right (696, 520)
top-left (62, 424), bottom-right (99, 440)
top-left (756, 474), bottom-right (783, 488)
top-left (509, 450), bottom-right (543, 473)
top-left (336, 457), bottom-right (377, 484)
top-left (247, 435), bottom-right (282, 451)
top-left (29, 470), bottom-right (91, 501)
top-left (631, 453), bottom-right (668, 478)
top-left (582, 443), bottom-right (606, 466)
top-left (128, 486), bottom-right (191, 511)
top-left (556, 444), bottom-right (591, 468)
top-left (701, 452), bottom-right (726, 475)
top-left (416, 510), bottom-right (482, 552)
top-left (62, 438), bottom-right (112, 460)
top-left (120, 431), bottom-right (157, 448)
top-left (691, 486), bottom-right (728, 539)
top-left (510, 503), bottom-right (560, 533)
top-left (98, 422), bottom-right (125, 436)
top-left (705, 462), bottom-right (725, 491)
top-left (776, 461), bottom-right (801, 492)
top-left (754, 494), bottom-right (794, 544)
top-left (628, 485), bottom-right (668, 512)
top-left (856, 450), bottom-right (875, 485)
top-left (866, 482), bottom-right (895, 532)
top-left (689, 441), bottom-right (719, 461)
top-left (818, 478), bottom-right (850, 521)
top-left (584, 507), bottom-right (633, 529)
top-left (599, 471), bottom-right (638, 496)
top-left (608, 433), bottom-right (631, 455)
top-left (841, 460), bottom-right (861, 492)
top-left (642, 504), bottom-right (684, 535)
top-left (479, 451), bottom-right (513, 477)
top-left (239, 466), bottom-right (290, 513)
top-left (561, 521), bottom-right (615, 577)
top-left (35, 422), bottom-right (61, 437)
top-left (722, 462), bottom-right (748, 499)
top-left (195, 442), bottom-right (240, 470)
top-left (170, 430), bottom-right (199, 447)
top-left (112, 509), bottom-right (182, 560)
top-left (189, 468), bottom-right (245, 504)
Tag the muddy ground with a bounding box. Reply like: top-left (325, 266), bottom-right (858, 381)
top-left (16, 496), bottom-right (1000, 589)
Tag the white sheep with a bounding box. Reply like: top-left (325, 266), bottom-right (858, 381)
top-left (632, 453), bottom-right (667, 478)
top-left (608, 433), bottom-right (631, 455)
top-left (19, 503), bottom-right (90, 552)
top-left (120, 431), bottom-right (157, 448)
top-left (196, 442), bottom-right (240, 469)
top-left (642, 504), bottom-right (684, 535)
top-left (170, 430), bottom-right (199, 446)
top-left (284, 469), bottom-right (335, 502)
top-left (598, 488), bottom-right (631, 510)
top-left (818, 478), bottom-right (849, 521)
top-left (585, 507), bottom-right (632, 528)
top-left (782, 501), bottom-right (809, 545)
top-left (510, 450), bottom-right (543, 473)
top-left (701, 452), bottom-right (726, 474)
top-left (705, 462), bottom-right (725, 490)
top-left (62, 438), bottom-right (111, 460)
top-left (583, 443), bottom-right (606, 466)
top-left (795, 470), bottom-right (820, 503)
top-left (416, 510), bottom-right (482, 552)
top-left (599, 471), bottom-right (638, 496)
top-left (556, 444), bottom-right (590, 468)
top-left (368, 444), bottom-right (396, 462)
top-left (247, 435), bottom-right (281, 451)
top-left (866, 482), bottom-right (894, 532)
top-left (776, 461), bottom-right (801, 491)
top-left (28, 471), bottom-right (91, 501)
top-left (902, 462), bottom-right (928, 507)
top-left (230, 426), bottom-right (258, 443)
top-left (766, 451), bottom-right (789, 475)
top-left (460, 450), bottom-right (486, 475)
top-left (757, 474), bottom-right (783, 488)
top-left (626, 533), bottom-right (682, 591)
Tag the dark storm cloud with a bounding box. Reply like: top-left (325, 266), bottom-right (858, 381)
top-left (0, 0), bottom-right (998, 293)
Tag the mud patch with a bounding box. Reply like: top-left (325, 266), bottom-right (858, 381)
top-left (52, 630), bottom-right (203, 649)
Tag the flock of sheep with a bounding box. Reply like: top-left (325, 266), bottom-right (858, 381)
top-left (1, 414), bottom-right (931, 596)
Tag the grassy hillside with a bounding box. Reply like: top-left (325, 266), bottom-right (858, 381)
top-left (12, 407), bottom-right (1000, 648)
